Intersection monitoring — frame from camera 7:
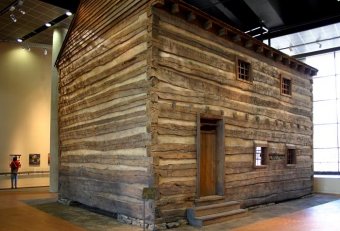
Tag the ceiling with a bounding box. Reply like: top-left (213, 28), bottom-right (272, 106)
top-left (0, 0), bottom-right (77, 45)
top-left (0, 0), bottom-right (340, 55)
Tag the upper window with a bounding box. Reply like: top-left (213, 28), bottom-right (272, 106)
top-left (286, 146), bottom-right (297, 165)
top-left (237, 59), bottom-right (252, 82)
top-left (281, 76), bottom-right (292, 96)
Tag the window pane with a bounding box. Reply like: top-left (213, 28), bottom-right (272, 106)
top-left (314, 148), bottom-right (339, 163)
top-left (313, 100), bottom-right (337, 124)
top-left (314, 162), bottom-right (339, 172)
top-left (337, 100), bottom-right (340, 119)
top-left (314, 124), bottom-right (338, 148)
top-left (306, 53), bottom-right (335, 77)
top-left (313, 76), bottom-right (336, 101)
top-left (336, 51), bottom-right (340, 74)
top-left (337, 75), bottom-right (340, 98)
top-left (338, 125), bottom-right (340, 147)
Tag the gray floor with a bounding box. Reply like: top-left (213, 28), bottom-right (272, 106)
top-left (30, 193), bottom-right (340, 231)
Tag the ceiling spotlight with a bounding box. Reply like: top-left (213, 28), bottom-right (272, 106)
top-left (17, 38), bottom-right (23, 43)
top-left (18, 0), bottom-right (24, 6)
top-left (44, 49), bottom-right (48, 56)
top-left (10, 14), bottom-right (17, 22)
top-left (9, 6), bottom-right (16, 11)
top-left (45, 22), bottom-right (51, 27)
top-left (66, 11), bottom-right (72, 16)
top-left (18, 8), bottom-right (26, 14)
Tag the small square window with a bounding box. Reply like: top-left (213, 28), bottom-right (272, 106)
top-left (286, 148), bottom-right (296, 165)
top-left (281, 76), bottom-right (292, 95)
top-left (254, 146), bottom-right (267, 167)
top-left (237, 59), bottom-right (252, 82)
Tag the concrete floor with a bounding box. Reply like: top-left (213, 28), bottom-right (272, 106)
top-left (1, 187), bottom-right (340, 231)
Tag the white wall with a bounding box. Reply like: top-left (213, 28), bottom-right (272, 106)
top-left (0, 42), bottom-right (51, 188)
top-left (314, 176), bottom-right (340, 194)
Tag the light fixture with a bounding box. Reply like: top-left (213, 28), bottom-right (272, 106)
top-left (66, 11), bottom-right (72, 16)
top-left (316, 41), bottom-right (322, 49)
top-left (17, 38), bottom-right (23, 43)
top-left (44, 49), bottom-right (48, 56)
top-left (45, 22), bottom-right (51, 27)
top-left (18, 0), bottom-right (24, 6)
top-left (10, 14), bottom-right (17, 22)
top-left (18, 8), bottom-right (26, 15)
top-left (9, 6), bottom-right (15, 11)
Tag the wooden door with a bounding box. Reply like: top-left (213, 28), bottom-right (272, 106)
top-left (200, 130), bottom-right (217, 196)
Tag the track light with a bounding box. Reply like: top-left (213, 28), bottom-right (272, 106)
top-left (66, 11), bottom-right (72, 16)
top-left (17, 38), bottom-right (23, 43)
top-left (9, 6), bottom-right (15, 11)
top-left (45, 22), bottom-right (51, 27)
top-left (18, 8), bottom-right (26, 14)
top-left (18, 0), bottom-right (24, 6)
top-left (44, 49), bottom-right (48, 56)
top-left (10, 14), bottom-right (17, 22)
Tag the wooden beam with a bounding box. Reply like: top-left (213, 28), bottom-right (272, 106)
top-left (275, 54), bottom-right (283, 62)
top-left (186, 11), bottom-right (196, 22)
top-left (290, 62), bottom-right (297, 69)
top-left (203, 20), bottom-right (212, 30)
top-left (311, 69), bottom-right (318, 76)
top-left (256, 45), bottom-right (263, 53)
top-left (232, 34), bottom-right (241, 42)
top-left (171, 3), bottom-right (179, 14)
top-left (217, 28), bottom-right (226, 37)
top-left (283, 58), bottom-right (290, 65)
top-left (297, 65), bottom-right (304, 72)
top-left (265, 50), bottom-right (273, 58)
top-left (245, 40), bottom-right (253, 49)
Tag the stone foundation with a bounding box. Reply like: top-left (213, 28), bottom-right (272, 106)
top-left (117, 214), bottom-right (187, 230)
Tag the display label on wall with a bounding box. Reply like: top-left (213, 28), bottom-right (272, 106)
top-left (269, 153), bottom-right (285, 161)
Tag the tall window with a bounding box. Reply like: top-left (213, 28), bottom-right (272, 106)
top-left (281, 76), bottom-right (292, 96)
top-left (254, 141), bottom-right (268, 168)
top-left (286, 148), bottom-right (296, 165)
top-left (237, 59), bottom-right (252, 82)
top-left (255, 146), bottom-right (267, 167)
top-left (305, 51), bottom-right (340, 173)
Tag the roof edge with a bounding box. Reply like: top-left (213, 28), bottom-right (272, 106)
top-left (154, 0), bottom-right (318, 76)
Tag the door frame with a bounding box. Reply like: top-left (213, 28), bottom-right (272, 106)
top-left (196, 113), bottom-right (225, 198)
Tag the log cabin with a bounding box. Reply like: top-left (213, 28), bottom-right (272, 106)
top-left (56, 0), bottom-right (317, 229)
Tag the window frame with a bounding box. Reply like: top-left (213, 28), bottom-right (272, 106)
top-left (286, 144), bottom-right (297, 166)
top-left (281, 75), bottom-right (292, 96)
top-left (236, 57), bottom-right (253, 83)
top-left (253, 141), bottom-right (268, 168)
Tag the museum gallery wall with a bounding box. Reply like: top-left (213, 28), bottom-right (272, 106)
top-left (0, 42), bottom-right (51, 188)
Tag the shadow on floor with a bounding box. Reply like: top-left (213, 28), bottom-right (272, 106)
top-left (30, 193), bottom-right (340, 231)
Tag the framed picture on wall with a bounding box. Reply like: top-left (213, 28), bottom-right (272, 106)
top-left (29, 154), bottom-right (40, 166)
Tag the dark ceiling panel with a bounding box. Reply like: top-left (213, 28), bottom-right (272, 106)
top-left (1, 0), bottom-right (340, 46)
top-left (37, 0), bottom-right (78, 13)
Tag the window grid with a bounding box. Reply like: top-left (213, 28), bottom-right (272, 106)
top-left (281, 77), bottom-right (292, 95)
top-left (287, 149), bottom-right (296, 165)
top-left (306, 51), bottom-right (340, 173)
top-left (238, 60), bottom-right (251, 81)
top-left (255, 146), bottom-right (267, 166)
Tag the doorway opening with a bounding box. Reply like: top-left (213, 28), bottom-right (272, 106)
top-left (197, 115), bottom-right (225, 198)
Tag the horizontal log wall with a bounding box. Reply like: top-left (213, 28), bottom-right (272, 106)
top-left (57, 0), bottom-right (155, 222)
top-left (151, 7), bottom-right (313, 223)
